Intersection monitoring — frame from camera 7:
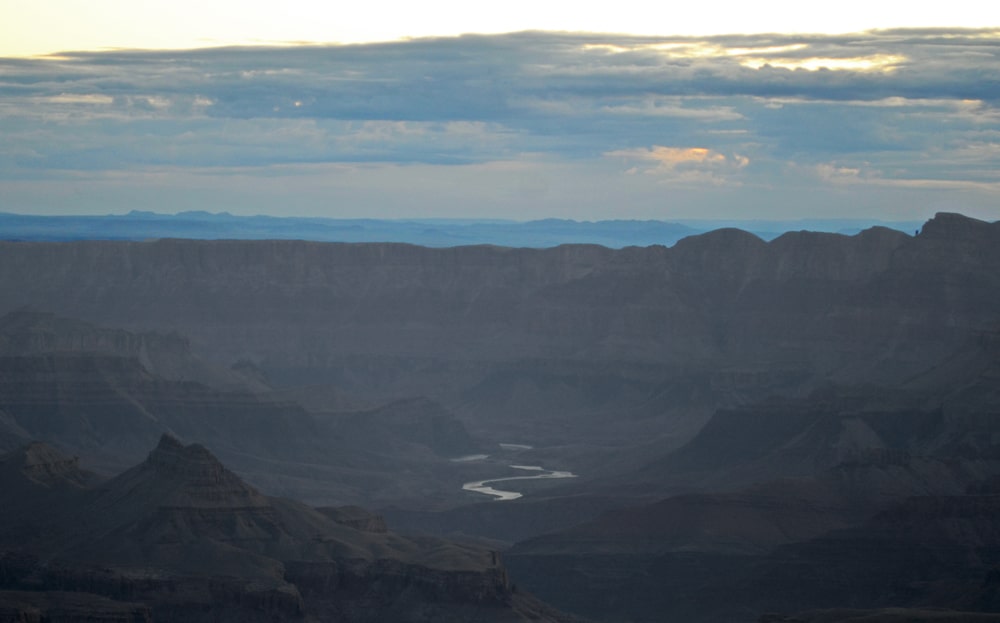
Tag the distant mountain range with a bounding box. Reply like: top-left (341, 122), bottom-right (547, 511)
top-left (0, 210), bottom-right (926, 248)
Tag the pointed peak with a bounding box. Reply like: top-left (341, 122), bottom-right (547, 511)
top-left (146, 434), bottom-right (223, 472)
top-left (140, 436), bottom-right (265, 507)
top-left (155, 432), bottom-right (185, 451)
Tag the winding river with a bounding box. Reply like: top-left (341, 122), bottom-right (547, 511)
top-left (462, 464), bottom-right (577, 501)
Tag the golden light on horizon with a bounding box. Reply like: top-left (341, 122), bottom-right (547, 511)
top-left (739, 54), bottom-right (908, 72)
top-left (2, 0), bottom-right (1000, 58)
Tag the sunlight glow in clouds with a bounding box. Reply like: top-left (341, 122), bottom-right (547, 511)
top-left (582, 40), bottom-right (909, 73)
top-left (738, 54), bottom-right (907, 72)
top-left (605, 146), bottom-right (750, 186)
top-left (2, 0), bottom-right (1000, 57)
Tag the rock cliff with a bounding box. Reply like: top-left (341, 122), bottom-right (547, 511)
top-left (0, 214), bottom-right (990, 369)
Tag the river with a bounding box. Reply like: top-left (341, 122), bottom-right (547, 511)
top-left (462, 464), bottom-right (577, 501)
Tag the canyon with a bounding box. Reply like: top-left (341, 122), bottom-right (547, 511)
top-left (1, 212), bottom-right (999, 621)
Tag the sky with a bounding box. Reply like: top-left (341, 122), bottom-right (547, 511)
top-left (1, 2), bottom-right (1000, 222)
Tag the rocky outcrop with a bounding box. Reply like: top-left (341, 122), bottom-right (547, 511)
top-left (0, 442), bottom-right (91, 489)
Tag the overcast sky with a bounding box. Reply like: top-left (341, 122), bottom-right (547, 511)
top-left (1, 4), bottom-right (999, 221)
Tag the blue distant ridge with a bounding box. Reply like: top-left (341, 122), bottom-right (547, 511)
top-left (0, 212), bottom-right (924, 248)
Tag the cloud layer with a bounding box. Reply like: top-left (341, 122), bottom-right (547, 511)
top-left (2, 30), bottom-right (999, 220)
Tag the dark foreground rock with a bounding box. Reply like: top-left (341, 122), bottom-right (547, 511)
top-left (0, 437), bottom-right (582, 623)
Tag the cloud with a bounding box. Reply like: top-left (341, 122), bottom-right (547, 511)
top-left (814, 162), bottom-right (866, 183)
top-left (605, 145), bottom-right (749, 186)
top-left (598, 98), bottom-right (745, 121)
top-left (1, 29), bottom-right (999, 219)
top-left (806, 160), bottom-right (1000, 194)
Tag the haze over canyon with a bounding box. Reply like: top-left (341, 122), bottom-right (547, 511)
top-left (0, 211), bottom-right (999, 622)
